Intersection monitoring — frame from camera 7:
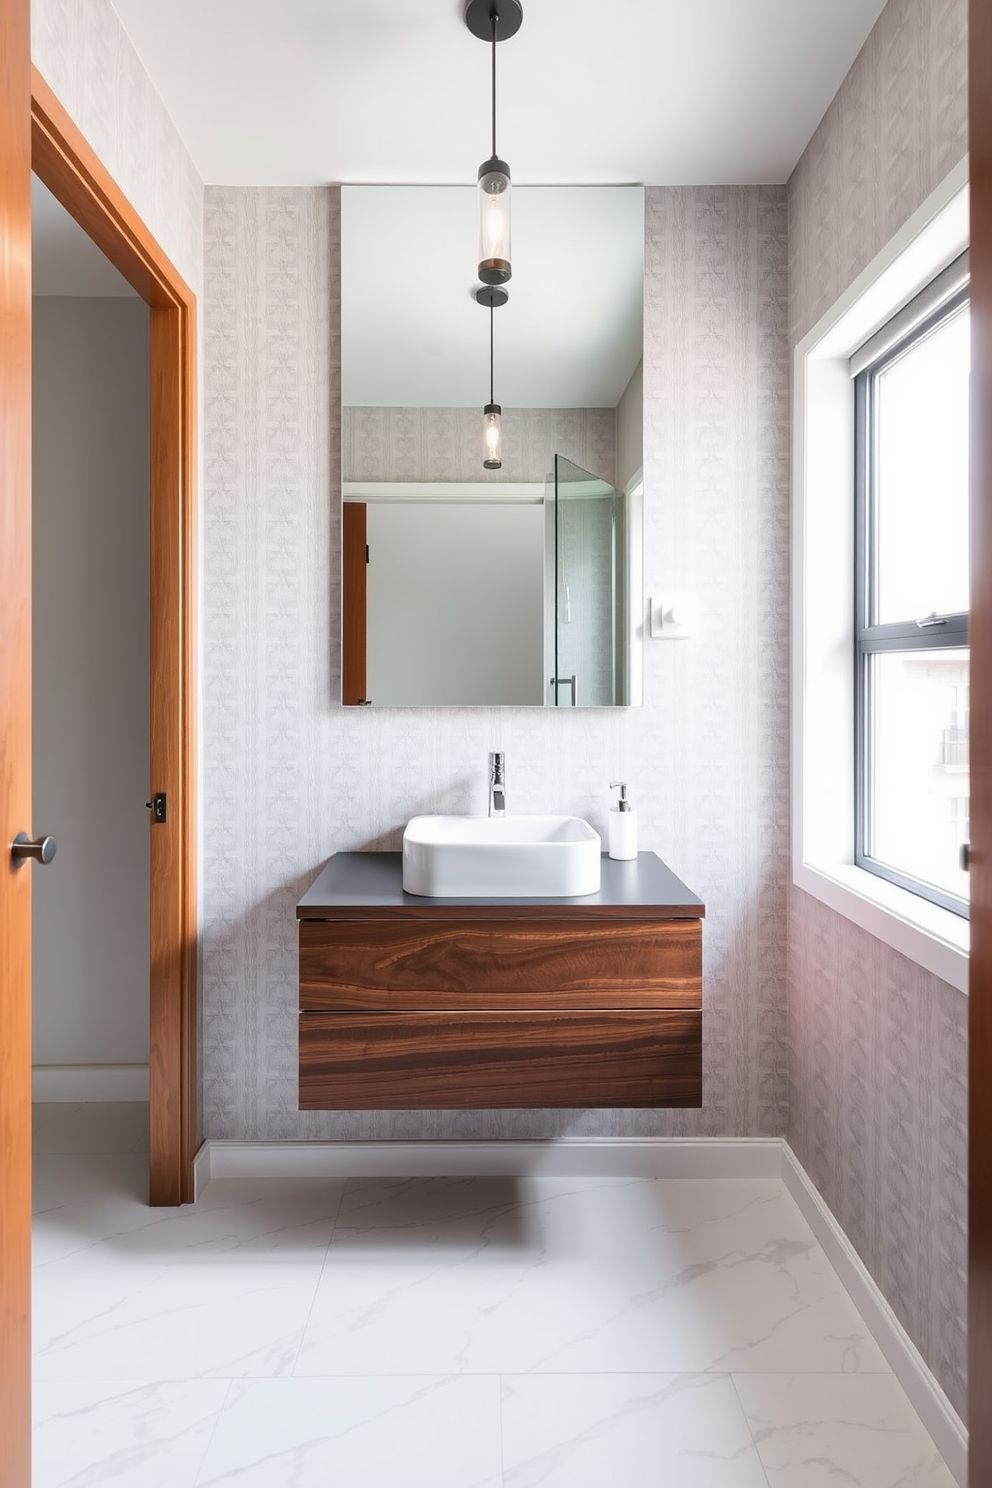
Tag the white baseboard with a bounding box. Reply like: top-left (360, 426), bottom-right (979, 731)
top-left (780, 1144), bottom-right (967, 1488)
top-left (32, 1064), bottom-right (149, 1102)
top-left (195, 1136), bottom-right (783, 1187)
top-left (191, 1133), bottom-right (966, 1485)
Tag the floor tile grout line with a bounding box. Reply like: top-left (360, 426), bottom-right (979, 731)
top-left (287, 1174), bottom-right (351, 1377)
top-left (728, 1372), bottom-right (773, 1488)
top-left (498, 1371), bottom-right (506, 1487)
top-left (189, 1376), bottom-right (237, 1488)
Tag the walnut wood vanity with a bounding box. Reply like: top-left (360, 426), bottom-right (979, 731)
top-left (297, 851), bottom-right (704, 1109)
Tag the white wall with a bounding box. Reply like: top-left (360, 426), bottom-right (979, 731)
top-left (32, 296), bottom-right (150, 1067)
top-left (365, 503), bottom-right (545, 707)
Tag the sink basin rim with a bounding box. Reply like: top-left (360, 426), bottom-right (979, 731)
top-left (402, 814), bottom-right (602, 897)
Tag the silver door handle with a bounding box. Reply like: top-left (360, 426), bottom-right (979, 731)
top-left (11, 832), bottom-right (57, 866)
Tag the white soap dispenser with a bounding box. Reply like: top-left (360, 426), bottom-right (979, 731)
top-left (608, 781), bottom-right (638, 860)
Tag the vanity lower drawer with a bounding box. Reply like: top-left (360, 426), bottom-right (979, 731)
top-left (298, 1009), bottom-right (702, 1108)
top-left (299, 918), bottom-right (701, 1011)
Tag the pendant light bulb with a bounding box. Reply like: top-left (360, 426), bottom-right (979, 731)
top-left (477, 7), bottom-right (512, 284)
top-left (483, 403), bottom-right (503, 469)
top-left (478, 159), bottom-right (511, 285)
top-left (481, 294), bottom-right (503, 471)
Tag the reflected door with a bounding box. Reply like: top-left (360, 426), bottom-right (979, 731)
top-left (553, 454), bottom-right (620, 706)
top-left (342, 502), bottom-right (368, 705)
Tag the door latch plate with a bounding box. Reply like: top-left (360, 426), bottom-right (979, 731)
top-left (146, 792), bottom-right (167, 823)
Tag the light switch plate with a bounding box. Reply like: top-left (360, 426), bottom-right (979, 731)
top-left (649, 596), bottom-right (697, 638)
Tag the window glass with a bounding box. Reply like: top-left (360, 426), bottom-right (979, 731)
top-left (874, 306), bottom-right (970, 623)
top-left (866, 648), bottom-right (970, 901)
top-left (857, 287), bottom-right (970, 916)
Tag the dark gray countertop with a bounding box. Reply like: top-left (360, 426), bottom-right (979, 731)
top-left (297, 851), bottom-right (705, 921)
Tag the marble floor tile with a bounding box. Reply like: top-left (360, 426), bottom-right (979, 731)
top-left (33, 1151), bottom-right (151, 1218)
top-left (33, 1379), bottom-right (231, 1488)
top-left (191, 1375), bottom-right (503, 1487)
top-left (33, 1101), bottom-right (150, 1155)
top-left (33, 1168), bottom-right (346, 1268)
top-left (33, 1254), bottom-right (327, 1381)
top-left (295, 1175), bottom-right (889, 1377)
top-left (500, 1372), bottom-right (769, 1487)
top-left (29, 1109), bottom-right (955, 1488)
top-left (732, 1373), bottom-right (957, 1488)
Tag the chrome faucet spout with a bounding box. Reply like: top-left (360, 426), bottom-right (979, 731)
top-left (488, 751), bottom-right (506, 817)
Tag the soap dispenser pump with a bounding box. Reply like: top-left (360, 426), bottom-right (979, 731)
top-left (608, 781), bottom-right (638, 861)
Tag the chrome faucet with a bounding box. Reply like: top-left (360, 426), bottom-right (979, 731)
top-left (488, 752), bottom-right (506, 817)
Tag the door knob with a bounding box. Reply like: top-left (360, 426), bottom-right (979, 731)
top-left (10, 832), bottom-right (57, 866)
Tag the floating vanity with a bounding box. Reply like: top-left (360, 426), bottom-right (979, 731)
top-left (297, 850), bottom-right (704, 1110)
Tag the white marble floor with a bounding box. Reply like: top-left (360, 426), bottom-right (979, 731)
top-left (32, 1103), bottom-right (956, 1488)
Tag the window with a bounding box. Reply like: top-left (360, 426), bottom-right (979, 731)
top-left (853, 262), bottom-right (970, 916)
top-left (792, 160), bottom-right (970, 991)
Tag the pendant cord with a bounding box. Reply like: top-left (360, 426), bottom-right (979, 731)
top-left (489, 302), bottom-right (495, 404)
top-left (491, 10), bottom-right (497, 160)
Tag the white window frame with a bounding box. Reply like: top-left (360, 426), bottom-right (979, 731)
top-left (792, 158), bottom-right (970, 994)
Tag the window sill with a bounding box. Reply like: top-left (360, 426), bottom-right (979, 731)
top-left (794, 860), bottom-right (968, 993)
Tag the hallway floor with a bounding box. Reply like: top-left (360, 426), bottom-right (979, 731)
top-left (32, 1103), bottom-right (956, 1487)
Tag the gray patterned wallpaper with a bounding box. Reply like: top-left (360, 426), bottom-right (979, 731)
top-left (201, 183), bottom-right (790, 1143)
top-left (344, 406), bottom-right (617, 487)
top-left (786, 0), bottom-right (968, 1420)
top-left (31, 0), bottom-right (204, 297)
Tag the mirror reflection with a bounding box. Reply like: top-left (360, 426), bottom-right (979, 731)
top-left (341, 185), bottom-right (644, 707)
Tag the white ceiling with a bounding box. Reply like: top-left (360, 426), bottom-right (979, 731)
top-left (109, 0), bottom-right (888, 187)
top-left (343, 186), bottom-right (643, 407)
top-left (32, 176), bottom-right (137, 296)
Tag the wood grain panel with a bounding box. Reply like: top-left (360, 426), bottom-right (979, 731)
top-left (342, 501), bottom-right (367, 705)
top-left (971, 0), bottom-right (992, 1474)
top-left (31, 74), bottom-right (198, 1205)
top-left (30, 69), bottom-right (194, 309)
top-left (300, 918), bottom-right (701, 1010)
top-left (299, 1010), bottom-right (702, 1108)
top-left (0, 1), bottom-right (33, 1480)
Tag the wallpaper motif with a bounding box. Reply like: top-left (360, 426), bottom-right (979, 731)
top-left (344, 406), bottom-right (616, 487)
top-left (31, 0), bottom-right (203, 297)
top-left (788, 0), bottom-right (967, 344)
top-left (786, 0), bottom-right (968, 1419)
top-left (201, 183), bottom-right (791, 1144)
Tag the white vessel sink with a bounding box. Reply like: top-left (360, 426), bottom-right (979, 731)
top-left (402, 815), bottom-right (602, 898)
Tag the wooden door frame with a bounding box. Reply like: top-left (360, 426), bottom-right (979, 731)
top-left (30, 69), bottom-right (198, 1206)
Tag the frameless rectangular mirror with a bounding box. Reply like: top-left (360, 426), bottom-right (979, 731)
top-left (341, 184), bottom-right (644, 707)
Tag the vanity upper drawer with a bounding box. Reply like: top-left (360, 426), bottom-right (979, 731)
top-left (299, 918), bottom-right (701, 1011)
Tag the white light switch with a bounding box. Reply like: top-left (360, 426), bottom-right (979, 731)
top-left (649, 596), bottom-right (697, 638)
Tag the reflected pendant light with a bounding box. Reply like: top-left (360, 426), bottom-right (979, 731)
top-left (465, 0), bottom-right (522, 286)
top-left (476, 284), bottom-right (508, 469)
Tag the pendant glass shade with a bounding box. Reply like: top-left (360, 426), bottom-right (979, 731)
top-left (483, 402), bottom-right (502, 469)
top-left (478, 157), bottom-right (511, 285)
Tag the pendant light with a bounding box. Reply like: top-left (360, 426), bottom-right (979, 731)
top-left (465, 0), bottom-right (522, 286)
top-left (476, 285), bottom-right (508, 469)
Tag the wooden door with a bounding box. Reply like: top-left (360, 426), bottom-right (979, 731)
top-left (0, 0), bottom-right (34, 1481)
top-left (971, 0), bottom-right (992, 1477)
top-left (342, 501), bottom-right (368, 704)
